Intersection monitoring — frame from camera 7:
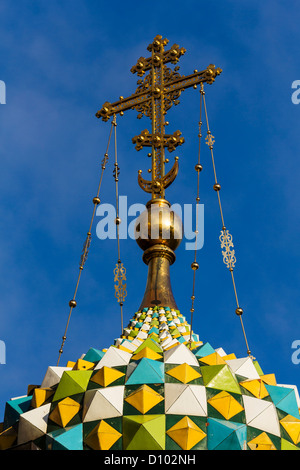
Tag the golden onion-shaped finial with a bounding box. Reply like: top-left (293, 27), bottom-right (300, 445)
top-left (135, 199), bottom-right (182, 253)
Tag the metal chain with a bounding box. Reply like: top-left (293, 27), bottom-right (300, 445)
top-left (189, 88), bottom-right (204, 346)
top-left (56, 122), bottom-right (114, 365)
top-left (112, 114), bottom-right (127, 335)
top-left (201, 83), bottom-right (252, 358)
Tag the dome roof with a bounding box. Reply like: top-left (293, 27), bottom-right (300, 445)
top-left (1, 305), bottom-right (300, 451)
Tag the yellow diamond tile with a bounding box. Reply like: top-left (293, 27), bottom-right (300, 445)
top-left (280, 414), bottom-right (300, 445)
top-left (90, 366), bottom-right (125, 387)
top-left (167, 416), bottom-right (206, 450)
top-left (248, 432), bottom-right (277, 450)
top-left (49, 397), bottom-right (81, 428)
top-left (200, 352), bottom-right (226, 366)
top-left (66, 361), bottom-right (76, 368)
top-left (208, 390), bottom-right (244, 420)
top-left (223, 353), bottom-right (236, 360)
top-left (31, 387), bottom-right (54, 408)
top-left (260, 374), bottom-right (277, 386)
top-left (240, 379), bottom-right (269, 399)
top-left (125, 384), bottom-right (164, 414)
top-left (73, 359), bottom-right (95, 370)
top-left (85, 420), bottom-right (122, 450)
top-left (166, 363), bottom-right (201, 384)
top-left (132, 347), bottom-right (162, 361)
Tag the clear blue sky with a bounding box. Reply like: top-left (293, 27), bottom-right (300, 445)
top-left (0, 0), bottom-right (300, 418)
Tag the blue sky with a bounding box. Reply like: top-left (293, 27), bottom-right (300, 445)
top-left (0, 0), bottom-right (300, 418)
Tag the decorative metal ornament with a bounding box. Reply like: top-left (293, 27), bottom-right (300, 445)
top-left (219, 229), bottom-right (236, 269)
top-left (113, 262), bottom-right (127, 305)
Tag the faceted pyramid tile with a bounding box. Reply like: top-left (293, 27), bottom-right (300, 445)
top-left (90, 366), bottom-right (125, 387)
top-left (126, 358), bottom-right (164, 385)
top-left (240, 379), bottom-right (269, 399)
top-left (49, 397), bottom-right (81, 427)
top-left (199, 352), bottom-right (226, 366)
top-left (166, 416), bottom-right (206, 450)
top-left (166, 363), bottom-right (201, 384)
top-left (132, 347), bottom-right (163, 361)
top-left (243, 395), bottom-right (280, 436)
top-left (41, 366), bottom-right (72, 388)
top-left (48, 424), bottom-right (83, 450)
top-left (0, 426), bottom-right (17, 450)
top-left (123, 415), bottom-right (165, 450)
top-left (215, 347), bottom-right (227, 357)
top-left (18, 404), bottom-right (51, 445)
top-left (207, 418), bottom-right (247, 450)
top-left (207, 391), bottom-right (244, 420)
top-left (82, 348), bottom-right (105, 363)
top-left (83, 386), bottom-right (125, 422)
top-left (95, 346), bottom-right (132, 369)
top-left (165, 384), bottom-right (207, 416)
top-left (164, 343), bottom-right (199, 367)
top-left (53, 371), bottom-right (93, 402)
top-left (4, 396), bottom-right (33, 429)
top-left (201, 364), bottom-right (241, 395)
top-left (265, 384), bottom-right (300, 418)
top-left (280, 414), bottom-right (300, 445)
top-left (85, 420), bottom-right (122, 450)
top-left (281, 438), bottom-right (300, 450)
top-left (248, 431), bottom-right (277, 450)
top-left (260, 374), bottom-right (277, 386)
top-left (194, 343), bottom-right (216, 358)
top-left (32, 388), bottom-right (55, 408)
top-left (225, 357), bottom-right (260, 380)
top-left (125, 385), bottom-right (164, 414)
top-left (277, 384), bottom-right (300, 409)
top-left (72, 359), bottom-right (95, 371)
top-left (118, 340), bottom-right (138, 353)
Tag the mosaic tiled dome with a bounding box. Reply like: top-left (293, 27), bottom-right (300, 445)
top-left (1, 306), bottom-right (300, 450)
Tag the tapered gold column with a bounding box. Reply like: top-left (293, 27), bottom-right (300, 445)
top-left (135, 199), bottom-right (182, 310)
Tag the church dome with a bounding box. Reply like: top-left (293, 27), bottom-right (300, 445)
top-left (1, 306), bottom-right (300, 450)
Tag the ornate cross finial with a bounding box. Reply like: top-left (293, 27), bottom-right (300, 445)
top-left (96, 35), bottom-right (222, 199)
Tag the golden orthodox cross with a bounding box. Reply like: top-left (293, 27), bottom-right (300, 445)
top-left (96, 35), bottom-right (222, 199)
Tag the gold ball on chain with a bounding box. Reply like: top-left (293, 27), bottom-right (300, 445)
top-left (93, 197), bottom-right (101, 205)
top-left (115, 217), bottom-right (121, 225)
top-left (191, 261), bottom-right (199, 270)
top-left (213, 183), bottom-right (221, 191)
top-left (235, 307), bottom-right (243, 316)
top-left (195, 164), bottom-right (203, 172)
top-left (69, 300), bottom-right (77, 308)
